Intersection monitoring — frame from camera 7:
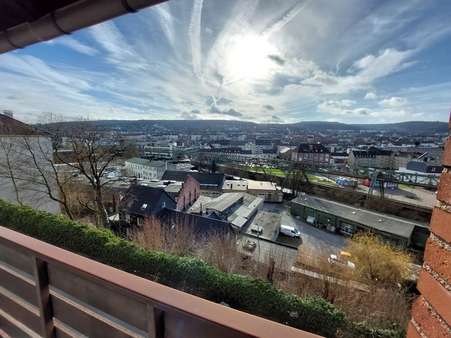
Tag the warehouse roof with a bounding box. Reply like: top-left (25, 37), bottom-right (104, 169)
top-left (247, 179), bottom-right (277, 191)
top-left (292, 194), bottom-right (424, 239)
top-left (206, 193), bottom-right (243, 213)
top-left (125, 157), bottom-right (151, 166)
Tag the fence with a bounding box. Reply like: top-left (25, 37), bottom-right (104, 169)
top-left (0, 226), bottom-right (320, 338)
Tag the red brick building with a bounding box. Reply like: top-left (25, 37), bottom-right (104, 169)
top-left (407, 121), bottom-right (451, 337)
top-left (176, 175), bottom-right (200, 211)
top-left (291, 143), bottom-right (330, 167)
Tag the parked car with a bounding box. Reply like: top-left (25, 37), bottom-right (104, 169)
top-left (280, 224), bottom-right (301, 238)
top-left (250, 225), bottom-right (263, 235)
top-left (328, 252), bottom-right (355, 270)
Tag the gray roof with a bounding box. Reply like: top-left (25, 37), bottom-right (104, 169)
top-left (206, 192), bottom-right (243, 213)
top-left (292, 194), bottom-right (424, 239)
top-left (227, 195), bottom-right (264, 229)
top-left (188, 195), bottom-right (213, 214)
top-left (126, 157), bottom-right (151, 165)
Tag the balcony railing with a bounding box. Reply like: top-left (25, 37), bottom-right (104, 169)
top-left (0, 226), bottom-right (320, 338)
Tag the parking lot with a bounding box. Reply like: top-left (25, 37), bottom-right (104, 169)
top-left (261, 202), bottom-right (346, 256)
top-left (237, 202), bottom-right (347, 271)
top-left (244, 211), bottom-right (280, 241)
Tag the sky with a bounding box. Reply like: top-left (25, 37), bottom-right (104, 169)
top-left (1, 0), bottom-right (451, 124)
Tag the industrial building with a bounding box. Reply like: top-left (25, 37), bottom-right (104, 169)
top-left (290, 194), bottom-right (428, 248)
top-left (222, 178), bottom-right (283, 202)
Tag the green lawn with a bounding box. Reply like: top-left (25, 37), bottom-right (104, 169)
top-left (245, 166), bottom-right (287, 177)
top-left (243, 166), bottom-right (338, 187)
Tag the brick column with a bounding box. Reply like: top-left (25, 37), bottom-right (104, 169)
top-left (407, 123), bottom-right (451, 337)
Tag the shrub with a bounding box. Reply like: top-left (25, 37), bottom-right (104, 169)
top-left (0, 200), bottom-right (403, 338)
top-left (345, 233), bottom-right (412, 286)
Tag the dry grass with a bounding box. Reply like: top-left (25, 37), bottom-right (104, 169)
top-left (130, 220), bottom-right (412, 331)
top-left (130, 217), bottom-right (197, 256)
top-left (291, 244), bottom-right (412, 330)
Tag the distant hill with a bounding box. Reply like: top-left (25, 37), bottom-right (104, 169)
top-left (353, 121), bottom-right (448, 133)
top-left (38, 119), bottom-right (448, 135)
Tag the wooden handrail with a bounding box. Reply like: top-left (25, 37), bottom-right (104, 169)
top-left (0, 226), bottom-right (321, 338)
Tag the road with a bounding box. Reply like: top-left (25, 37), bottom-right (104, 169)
top-left (238, 203), bottom-right (346, 269)
top-left (262, 203), bottom-right (346, 256)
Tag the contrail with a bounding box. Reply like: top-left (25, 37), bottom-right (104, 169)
top-left (155, 4), bottom-right (175, 50)
top-left (261, 0), bottom-right (310, 37)
top-left (189, 0), bottom-right (204, 80)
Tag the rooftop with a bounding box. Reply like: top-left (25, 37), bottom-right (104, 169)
top-left (162, 170), bottom-right (225, 188)
top-left (296, 143), bottom-right (330, 153)
top-left (352, 147), bottom-right (393, 157)
top-left (0, 113), bottom-right (42, 136)
top-left (125, 157), bottom-right (151, 165)
top-left (206, 192), bottom-right (243, 213)
top-left (292, 194), bottom-right (425, 239)
top-left (247, 179), bottom-right (278, 191)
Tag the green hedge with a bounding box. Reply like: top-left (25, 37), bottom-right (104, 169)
top-left (0, 200), bottom-right (403, 338)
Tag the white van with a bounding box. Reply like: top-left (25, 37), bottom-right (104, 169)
top-left (280, 224), bottom-right (301, 238)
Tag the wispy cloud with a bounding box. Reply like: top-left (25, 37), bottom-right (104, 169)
top-left (47, 36), bottom-right (99, 56)
top-left (1, 0), bottom-right (450, 123)
top-left (189, 0), bottom-right (204, 79)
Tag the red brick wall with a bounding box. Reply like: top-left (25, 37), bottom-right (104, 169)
top-left (407, 127), bottom-right (451, 338)
top-left (176, 175), bottom-right (200, 211)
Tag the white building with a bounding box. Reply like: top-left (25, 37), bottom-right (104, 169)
top-left (124, 158), bottom-right (167, 180)
top-left (0, 113), bottom-right (60, 213)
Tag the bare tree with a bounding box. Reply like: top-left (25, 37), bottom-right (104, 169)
top-left (0, 134), bottom-right (77, 218)
top-left (0, 137), bottom-right (23, 205)
top-left (283, 162), bottom-right (310, 196)
top-left (53, 127), bottom-right (124, 226)
top-left (20, 136), bottom-right (75, 219)
top-left (0, 125), bottom-right (123, 226)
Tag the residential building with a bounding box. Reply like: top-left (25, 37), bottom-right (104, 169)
top-left (124, 158), bottom-right (167, 180)
top-left (143, 143), bottom-right (174, 159)
top-left (406, 157), bottom-right (443, 174)
top-left (330, 152), bottom-right (348, 169)
top-left (0, 113), bottom-right (60, 213)
top-left (348, 147), bottom-right (395, 170)
top-left (291, 143), bottom-right (330, 167)
top-left (119, 185), bottom-right (176, 226)
top-left (125, 158), bottom-right (193, 181)
top-left (198, 147), bottom-right (277, 163)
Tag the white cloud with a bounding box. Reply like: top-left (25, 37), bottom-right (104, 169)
top-left (48, 36), bottom-right (99, 56)
top-left (364, 92), bottom-right (378, 100)
top-left (379, 96), bottom-right (407, 107)
top-left (1, 1), bottom-right (450, 123)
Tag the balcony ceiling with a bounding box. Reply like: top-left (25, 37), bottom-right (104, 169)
top-left (0, 0), bottom-right (79, 31)
top-left (0, 0), bottom-right (165, 54)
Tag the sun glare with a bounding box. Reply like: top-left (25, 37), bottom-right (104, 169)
top-left (223, 33), bottom-right (278, 83)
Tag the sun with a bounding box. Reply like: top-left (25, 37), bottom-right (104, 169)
top-left (223, 33), bottom-right (278, 83)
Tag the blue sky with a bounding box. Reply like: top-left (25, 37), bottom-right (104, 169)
top-left (1, 0), bottom-right (451, 124)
